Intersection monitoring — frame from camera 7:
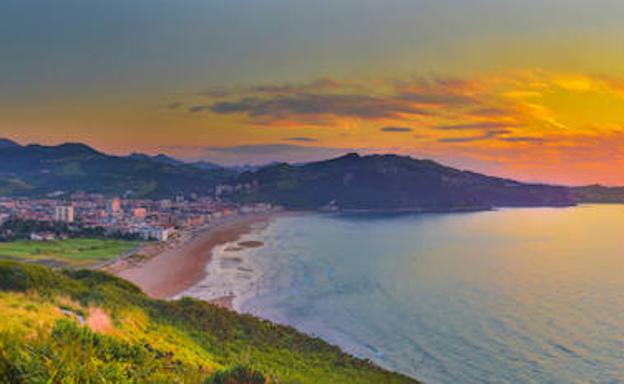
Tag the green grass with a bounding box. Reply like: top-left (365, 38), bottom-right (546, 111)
top-left (0, 238), bottom-right (139, 267)
top-left (0, 262), bottom-right (420, 383)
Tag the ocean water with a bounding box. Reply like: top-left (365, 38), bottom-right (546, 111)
top-left (200, 206), bottom-right (624, 383)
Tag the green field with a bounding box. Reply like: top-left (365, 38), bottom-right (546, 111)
top-left (0, 238), bottom-right (140, 267)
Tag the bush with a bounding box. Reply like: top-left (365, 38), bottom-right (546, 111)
top-left (0, 261), bottom-right (79, 295)
top-left (205, 365), bottom-right (265, 384)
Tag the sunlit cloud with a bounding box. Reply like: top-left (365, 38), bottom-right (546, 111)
top-left (11, 68), bottom-right (624, 185)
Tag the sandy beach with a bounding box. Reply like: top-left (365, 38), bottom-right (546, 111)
top-left (111, 214), bottom-right (273, 300)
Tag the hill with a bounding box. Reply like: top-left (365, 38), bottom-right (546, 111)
top-left (190, 160), bottom-right (227, 171)
top-left (2, 140), bottom-right (620, 207)
top-left (0, 139), bottom-right (19, 149)
top-left (0, 143), bottom-right (235, 198)
top-left (570, 185), bottom-right (624, 203)
top-left (126, 152), bottom-right (188, 167)
top-left (0, 261), bottom-right (418, 383)
top-left (229, 153), bottom-right (576, 210)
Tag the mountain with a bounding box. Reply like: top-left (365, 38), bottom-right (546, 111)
top-left (128, 155), bottom-right (263, 173)
top-left (229, 153), bottom-right (576, 210)
top-left (190, 160), bottom-right (225, 170)
top-left (0, 143), bottom-right (235, 198)
top-left (0, 138), bottom-right (20, 149)
top-left (229, 162), bottom-right (282, 173)
top-left (2, 141), bottom-right (617, 207)
top-left (0, 261), bottom-right (418, 383)
top-left (127, 152), bottom-right (187, 166)
top-left (571, 184), bottom-right (624, 203)
top-left (192, 161), bottom-right (282, 173)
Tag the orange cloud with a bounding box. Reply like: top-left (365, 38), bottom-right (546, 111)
top-left (174, 69), bottom-right (624, 184)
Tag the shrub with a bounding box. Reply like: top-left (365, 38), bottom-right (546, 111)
top-left (205, 365), bottom-right (266, 384)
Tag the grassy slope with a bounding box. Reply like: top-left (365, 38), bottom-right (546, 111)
top-left (0, 239), bottom-right (139, 267)
top-left (0, 262), bottom-right (419, 384)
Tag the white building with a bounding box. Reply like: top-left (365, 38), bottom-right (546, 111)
top-left (139, 226), bottom-right (175, 242)
top-left (54, 205), bottom-right (75, 223)
top-left (30, 232), bottom-right (57, 241)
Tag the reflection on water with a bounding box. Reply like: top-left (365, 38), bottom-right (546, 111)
top-left (234, 206), bottom-right (623, 383)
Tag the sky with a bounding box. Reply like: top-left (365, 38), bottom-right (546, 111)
top-left (2, 0), bottom-right (624, 185)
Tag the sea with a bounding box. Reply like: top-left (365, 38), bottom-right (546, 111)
top-left (184, 205), bottom-right (624, 383)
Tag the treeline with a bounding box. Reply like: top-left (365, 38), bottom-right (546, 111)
top-left (0, 218), bottom-right (140, 242)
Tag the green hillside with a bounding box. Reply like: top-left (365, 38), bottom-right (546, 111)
top-left (0, 261), bottom-right (418, 383)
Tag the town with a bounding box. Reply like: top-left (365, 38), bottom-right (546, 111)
top-left (0, 192), bottom-right (276, 243)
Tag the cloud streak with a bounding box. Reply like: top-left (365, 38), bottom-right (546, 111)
top-left (435, 122), bottom-right (518, 131)
top-left (380, 126), bottom-right (413, 132)
top-left (188, 105), bottom-right (209, 113)
top-left (210, 93), bottom-right (430, 123)
top-left (285, 136), bottom-right (318, 142)
top-left (197, 144), bottom-right (357, 165)
top-left (439, 129), bottom-right (511, 143)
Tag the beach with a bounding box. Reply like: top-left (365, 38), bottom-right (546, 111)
top-left (109, 213), bottom-right (273, 301)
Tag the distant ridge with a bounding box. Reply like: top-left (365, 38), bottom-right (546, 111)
top-left (571, 184), bottom-right (624, 203)
top-left (0, 138), bottom-right (20, 149)
top-left (0, 140), bottom-right (622, 205)
top-left (0, 142), bottom-right (235, 198)
top-left (229, 152), bottom-right (578, 210)
top-left (189, 160), bottom-right (225, 170)
top-left (127, 152), bottom-right (187, 166)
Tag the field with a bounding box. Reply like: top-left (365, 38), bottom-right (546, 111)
top-left (0, 238), bottom-right (140, 267)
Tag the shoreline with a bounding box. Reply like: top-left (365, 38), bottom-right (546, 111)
top-left (109, 213), bottom-right (275, 300)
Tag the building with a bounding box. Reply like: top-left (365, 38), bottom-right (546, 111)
top-left (139, 226), bottom-right (175, 242)
top-left (132, 207), bottom-right (147, 218)
top-left (30, 232), bottom-right (57, 241)
top-left (106, 198), bottom-right (122, 216)
top-left (54, 205), bottom-right (75, 223)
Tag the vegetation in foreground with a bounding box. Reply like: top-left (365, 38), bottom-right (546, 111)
top-left (0, 261), bottom-right (419, 383)
top-left (0, 238), bottom-right (139, 267)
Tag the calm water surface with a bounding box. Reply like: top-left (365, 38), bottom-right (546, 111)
top-left (234, 206), bottom-right (624, 383)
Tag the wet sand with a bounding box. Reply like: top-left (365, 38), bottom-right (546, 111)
top-left (115, 214), bottom-right (272, 299)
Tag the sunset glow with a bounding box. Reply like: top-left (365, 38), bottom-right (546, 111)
top-left (2, 0), bottom-right (624, 185)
